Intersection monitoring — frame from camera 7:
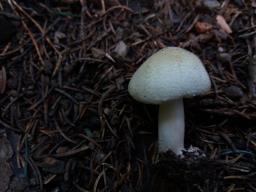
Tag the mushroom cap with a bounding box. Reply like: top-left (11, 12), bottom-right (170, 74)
top-left (128, 47), bottom-right (211, 104)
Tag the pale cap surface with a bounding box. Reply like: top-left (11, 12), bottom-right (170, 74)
top-left (128, 47), bottom-right (211, 104)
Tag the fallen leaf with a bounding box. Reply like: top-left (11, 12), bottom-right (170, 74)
top-left (216, 15), bottom-right (232, 34)
top-left (195, 21), bottom-right (213, 33)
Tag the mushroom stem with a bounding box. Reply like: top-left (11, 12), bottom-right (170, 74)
top-left (158, 98), bottom-right (185, 155)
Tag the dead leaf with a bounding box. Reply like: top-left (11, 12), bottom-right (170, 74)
top-left (195, 21), bottom-right (213, 33)
top-left (216, 15), bottom-right (232, 34)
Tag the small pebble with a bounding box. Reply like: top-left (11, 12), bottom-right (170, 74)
top-left (202, 0), bottom-right (220, 9)
top-left (224, 85), bottom-right (244, 99)
top-left (219, 52), bottom-right (231, 63)
top-left (233, 0), bottom-right (244, 7)
top-left (218, 46), bottom-right (225, 53)
top-left (114, 41), bottom-right (128, 58)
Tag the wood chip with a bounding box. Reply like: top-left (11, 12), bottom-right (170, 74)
top-left (195, 21), bottom-right (213, 33)
top-left (216, 15), bottom-right (232, 34)
top-left (252, 0), bottom-right (256, 8)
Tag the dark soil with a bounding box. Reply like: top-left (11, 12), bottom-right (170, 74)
top-left (0, 0), bottom-right (256, 191)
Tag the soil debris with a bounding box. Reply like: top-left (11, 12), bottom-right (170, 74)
top-left (0, 0), bottom-right (256, 191)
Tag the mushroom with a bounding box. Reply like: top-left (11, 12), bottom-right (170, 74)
top-left (128, 47), bottom-right (211, 156)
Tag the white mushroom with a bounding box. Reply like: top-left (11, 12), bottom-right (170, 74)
top-left (128, 47), bottom-right (211, 156)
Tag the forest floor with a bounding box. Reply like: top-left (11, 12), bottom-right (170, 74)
top-left (0, 0), bottom-right (256, 191)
